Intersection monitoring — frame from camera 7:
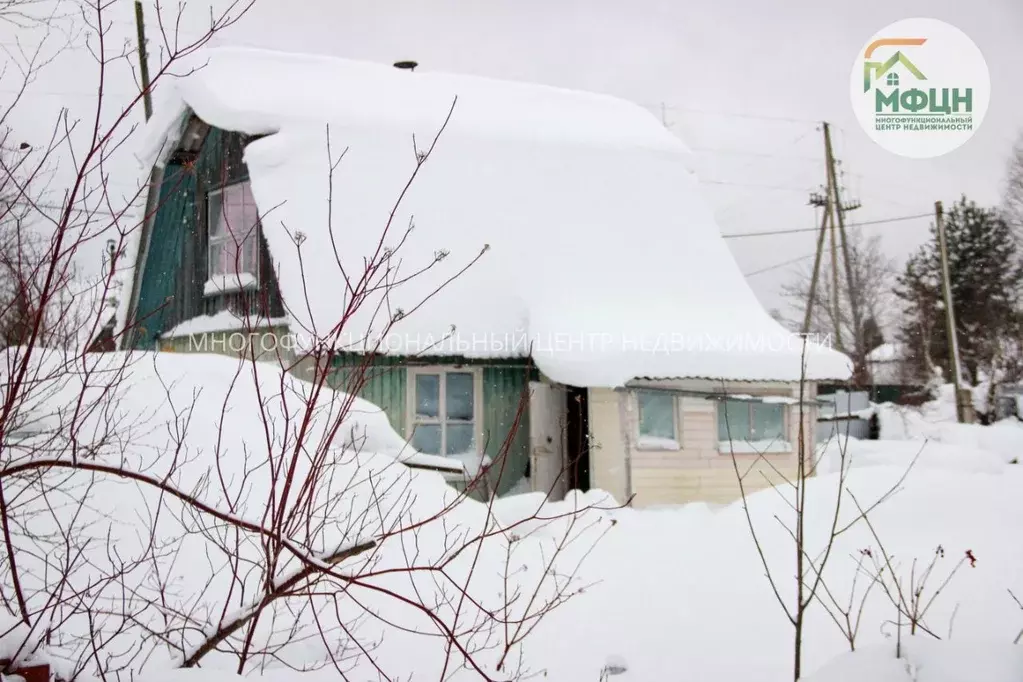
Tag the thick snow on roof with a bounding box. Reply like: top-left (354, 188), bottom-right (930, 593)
top-left (141, 46), bottom-right (851, 386)
top-left (866, 341), bottom-right (905, 363)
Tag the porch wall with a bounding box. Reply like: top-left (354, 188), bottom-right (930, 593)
top-left (328, 354), bottom-right (536, 496)
top-left (587, 381), bottom-right (817, 508)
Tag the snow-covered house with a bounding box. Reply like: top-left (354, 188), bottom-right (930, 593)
top-left (121, 47), bottom-right (851, 504)
top-left (866, 342), bottom-right (908, 385)
top-left (861, 342), bottom-right (926, 404)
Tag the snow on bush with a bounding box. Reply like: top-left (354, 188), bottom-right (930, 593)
top-left (0, 350), bottom-right (611, 680)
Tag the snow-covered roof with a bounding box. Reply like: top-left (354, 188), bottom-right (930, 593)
top-left (137, 46), bottom-right (851, 387)
top-left (866, 342), bottom-right (905, 363)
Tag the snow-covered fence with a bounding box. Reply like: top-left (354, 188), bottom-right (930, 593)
top-left (816, 390), bottom-right (872, 442)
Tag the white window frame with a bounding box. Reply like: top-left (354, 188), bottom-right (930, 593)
top-left (716, 399), bottom-right (791, 454)
top-left (406, 367), bottom-right (484, 457)
top-left (632, 389), bottom-right (681, 451)
top-left (205, 180), bottom-right (261, 296)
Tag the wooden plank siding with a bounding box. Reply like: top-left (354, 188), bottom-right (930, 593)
top-left (588, 381), bottom-right (817, 507)
top-left (158, 324), bottom-right (293, 359)
top-left (130, 123), bottom-right (286, 349)
top-left (329, 354), bottom-right (538, 496)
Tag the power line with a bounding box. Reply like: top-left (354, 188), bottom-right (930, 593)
top-left (722, 211), bottom-right (932, 240)
top-left (698, 128), bottom-right (820, 207)
top-left (701, 179), bottom-right (813, 192)
top-left (654, 104), bottom-right (820, 125)
top-left (743, 253), bottom-right (816, 277)
top-left (688, 146), bottom-right (820, 162)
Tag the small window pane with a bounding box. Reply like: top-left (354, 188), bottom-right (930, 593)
top-left (219, 182), bottom-right (259, 241)
top-left (411, 423), bottom-right (442, 454)
top-left (638, 390), bottom-right (675, 440)
top-left (415, 374), bottom-right (440, 418)
top-left (718, 401), bottom-right (751, 441)
top-left (207, 192), bottom-right (224, 236)
top-left (752, 403), bottom-right (785, 441)
top-left (209, 182), bottom-right (259, 278)
top-left (446, 373), bottom-right (474, 421)
top-left (209, 242), bottom-right (226, 273)
top-left (445, 422), bottom-right (475, 455)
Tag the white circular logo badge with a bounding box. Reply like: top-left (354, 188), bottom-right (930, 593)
top-left (849, 18), bottom-right (990, 159)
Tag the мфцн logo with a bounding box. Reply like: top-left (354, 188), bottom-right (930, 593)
top-left (862, 38), bottom-right (927, 93)
top-left (850, 19), bottom-right (990, 159)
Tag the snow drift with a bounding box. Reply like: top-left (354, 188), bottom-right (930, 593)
top-left (0, 350), bottom-right (604, 679)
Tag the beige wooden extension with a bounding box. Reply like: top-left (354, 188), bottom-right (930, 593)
top-left (588, 380), bottom-right (817, 507)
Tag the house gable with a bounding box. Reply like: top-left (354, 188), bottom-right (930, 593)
top-left (127, 119), bottom-right (286, 349)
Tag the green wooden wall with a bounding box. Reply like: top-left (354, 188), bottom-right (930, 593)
top-left (329, 354), bottom-right (538, 495)
top-left (130, 118), bottom-right (540, 496)
top-left (132, 160), bottom-right (194, 346)
top-left (130, 124), bottom-right (285, 348)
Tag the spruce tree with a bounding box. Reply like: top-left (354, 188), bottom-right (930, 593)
top-left (895, 196), bottom-right (1022, 385)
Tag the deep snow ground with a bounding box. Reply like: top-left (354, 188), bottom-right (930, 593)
top-left (3, 352), bottom-right (1019, 681)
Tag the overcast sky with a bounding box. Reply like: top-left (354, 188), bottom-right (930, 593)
top-left (3, 0), bottom-right (1021, 329)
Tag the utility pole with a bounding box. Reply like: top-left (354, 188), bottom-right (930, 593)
top-left (135, 1), bottom-right (153, 121)
top-left (802, 194), bottom-right (831, 336)
top-left (822, 122), bottom-right (865, 384)
top-left (805, 127), bottom-right (845, 354)
top-left (827, 195), bottom-right (843, 347)
top-left (806, 184), bottom-right (843, 351)
top-left (935, 200), bottom-right (970, 423)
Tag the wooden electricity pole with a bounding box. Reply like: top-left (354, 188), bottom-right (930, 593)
top-left (802, 123), bottom-right (866, 382)
top-left (135, 0), bottom-right (153, 121)
top-left (802, 195), bottom-right (831, 336)
top-left (827, 195), bottom-right (843, 348)
top-left (934, 200), bottom-right (970, 423)
top-left (823, 123), bottom-right (864, 383)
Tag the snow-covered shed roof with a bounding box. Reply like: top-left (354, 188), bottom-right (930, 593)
top-left (136, 46), bottom-right (851, 387)
top-left (867, 342), bottom-right (906, 364)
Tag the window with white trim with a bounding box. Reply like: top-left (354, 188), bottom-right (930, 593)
top-left (409, 370), bottom-right (479, 456)
top-left (717, 399), bottom-right (789, 453)
top-left (635, 389), bottom-right (679, 449)
top-left (207, 181), bottom-right (260, 295)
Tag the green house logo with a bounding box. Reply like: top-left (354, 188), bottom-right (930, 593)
top-left (863, 41), bottom-right (927, 92)
top-left (849, 19), bottom-right (990, 159)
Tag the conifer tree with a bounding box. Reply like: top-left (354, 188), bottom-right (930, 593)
top-left (895, 195), bottom-right (1023, 386)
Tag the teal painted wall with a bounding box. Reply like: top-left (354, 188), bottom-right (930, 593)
top-left (329, 354), bottom-right (408, 432)
top-left (330, 354), bottom-right (538, 495)
top-left (132, 161), bottom-right (195, 346)
top-left (480, 364), bottom-right (533, 494)
top-left (131, 124), bottom-right (285, 348)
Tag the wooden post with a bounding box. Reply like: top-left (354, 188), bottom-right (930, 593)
top-left (823, 122), bottom-right (865, 382)
top-left (935, 200), bottom-right (968, 423)
top-left (827, 197), bottom-right (843, 349)
top-left (802, 198), bottom-right (831, 336)
top-left (135, 0), bottom-right (153, 121)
